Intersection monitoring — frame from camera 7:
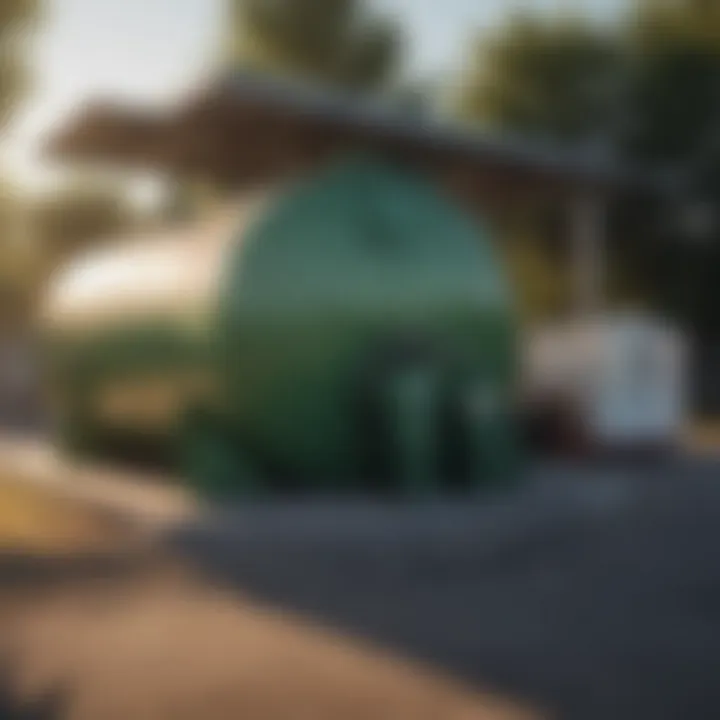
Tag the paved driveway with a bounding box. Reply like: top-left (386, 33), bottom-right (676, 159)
top-left (169, 460), bottom-right (720, 720)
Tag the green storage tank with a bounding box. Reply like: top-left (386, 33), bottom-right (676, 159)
top-left (40, 157), bottom-right (520, 497)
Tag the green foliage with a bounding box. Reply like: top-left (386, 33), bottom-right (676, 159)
top-left (0, 0), bottom-right (41, 303)
top-left (0, 0), bottom-right (39, 32)
top-left (0, 0), bottom-right (40, 129)
top-left (0, 181), bottom-right (136, 318)
top-left (621, 1), bottom-right (720, 334)
top-left (458, 14), bottom-right (624, 142)
top-left (458, 0), bottom-right (720, 181)
top-left (0, 179), bottom-right (33, 289)
top-left (457, 1), bottom-right (720, 334)
top-left (624, 1), bottom-right (720, 164)
top-left (228, 0), bottom-right (403, 91)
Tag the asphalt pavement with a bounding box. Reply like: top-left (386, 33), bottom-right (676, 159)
top-left (168, 459), bottom-right (720, 720)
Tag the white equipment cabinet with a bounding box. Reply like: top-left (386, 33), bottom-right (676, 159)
top-left (524, 313), bottom-right (689, 451)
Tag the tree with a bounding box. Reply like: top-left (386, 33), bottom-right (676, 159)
top-left (455, 13), bottom-right (626, 319)
top-left (0, 0), bottom-right (40, 320)
top-left (624, 0), bottom-right (720, 165)
top-left (0, 0), bottom-right (40, 129)
top-left (455, 2), bottom-right (720, 335)
top-left (226, 0), bottom-right (403, 92)
top-left (618, 0), bottom-right (720, 338)
top-left (457, 14), bottom-right (624, 144)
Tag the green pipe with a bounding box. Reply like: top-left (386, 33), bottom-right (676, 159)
top-left (389, 365), bottom-right (440, 498)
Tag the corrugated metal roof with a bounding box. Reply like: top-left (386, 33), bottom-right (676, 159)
top-left (46, 69), bottom-right (666, 192)
top-left (202, 70), bottom-right (660, 190)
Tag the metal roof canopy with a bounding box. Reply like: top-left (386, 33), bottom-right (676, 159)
top-left (45, 70), bottom-right (656, 198)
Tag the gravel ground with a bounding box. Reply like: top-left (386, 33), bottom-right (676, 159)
top-left (168, 459), bottom-right (720, 720)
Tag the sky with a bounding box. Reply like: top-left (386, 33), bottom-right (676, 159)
top-left (2, 0), bottom-right (625, 189)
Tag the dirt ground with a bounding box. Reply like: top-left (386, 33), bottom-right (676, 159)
top-left (0, 481), bottom-right (132, 554)
top-left (0, 482), bottom-right (538, 720)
